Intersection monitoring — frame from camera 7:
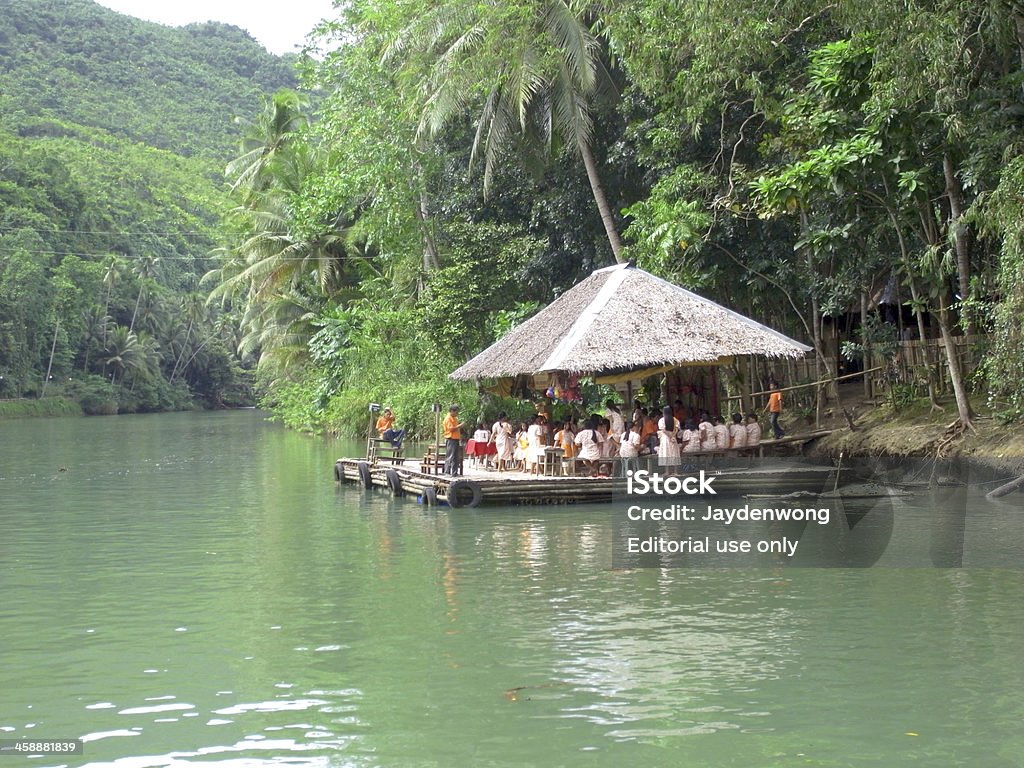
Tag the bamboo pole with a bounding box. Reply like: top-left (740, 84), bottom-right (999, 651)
top-left (725, 365), bottom-right (885, 403)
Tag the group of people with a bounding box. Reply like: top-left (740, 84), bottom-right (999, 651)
top-left (380, 383), bottom-right (785, 478)
top-left (474, 400), bottom-right (770, 477)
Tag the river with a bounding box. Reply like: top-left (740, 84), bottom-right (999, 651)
top-left (2, 410), bottom-right (1022, 767)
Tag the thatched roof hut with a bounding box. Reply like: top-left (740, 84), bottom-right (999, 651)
top-left (450, 262), bottom-right (810, 381)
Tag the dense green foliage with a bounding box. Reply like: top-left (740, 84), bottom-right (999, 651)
top-left (8, 0), bottom-right (1022, 432)
top-left (204, 0), bottom-right (1024, 436)
top-left (0, 0), bottom-right (296, 412)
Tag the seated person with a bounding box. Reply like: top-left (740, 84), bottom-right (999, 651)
top-left (375, 407), bottom-right (405, 447)
top-left (712, 415), bottom-right (730, 452)
top-left (729, 412), bottom-right (748, 449)
top-left (745, 413), bottom-right (762, 447)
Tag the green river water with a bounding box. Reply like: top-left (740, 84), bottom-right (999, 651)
top-left (2, 410), bottom-right (1023, 767)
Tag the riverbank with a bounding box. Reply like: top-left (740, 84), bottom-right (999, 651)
top-left (812, 398), bottom-right (1024, 476)
top-left (0, 398), bottom-right (82, 419)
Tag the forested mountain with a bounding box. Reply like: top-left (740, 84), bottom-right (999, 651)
top-left (0, 0), bottom-right (295, 157)
top-left (0, 0), bottom-right (296, 410)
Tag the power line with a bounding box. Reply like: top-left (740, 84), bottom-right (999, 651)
top-left (0, 227), bottom-right (220, 237)
top-left (0, 248), bottom-right (215, 259)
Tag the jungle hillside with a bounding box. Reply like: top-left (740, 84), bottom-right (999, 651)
top-left (0, 0), bottom-right (294, 413)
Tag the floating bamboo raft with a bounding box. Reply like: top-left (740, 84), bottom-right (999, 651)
top-left (334, 450), bottom-right (842, 508)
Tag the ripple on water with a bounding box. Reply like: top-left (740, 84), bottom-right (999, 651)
top-left (117, 703), bottom-right (195, 715)
top-left (213, 699), bottom-right (329, 716)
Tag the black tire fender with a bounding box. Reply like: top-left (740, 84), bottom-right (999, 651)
top-left (334, 461), bottom-right (343, 482)
top-left (447, 478), bottom-right (483, 508)
top-left (385, 468), bottom-right (403, 496)
top-left (423, 486), bottom-right (439, 506)
top-left (357, 461), bottom-right (372, 489)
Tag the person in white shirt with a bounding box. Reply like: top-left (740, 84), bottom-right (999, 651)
top-left (574, 417), bottom-right (605, 475)
top-left (491, 413), bottom-right (514, 471)
top-left (619, 422), bottom-right (642, 474)
top-left (605, 399), bottom-right (625, 437)
top-left (712, 415), bottom-right (730, 452)
top-left (698, 412), bottom-right (715, 452)
top-left (745, 413), bottom-right (762, 448)
top-left (527, 415), bottom-right (548, 475)
top-left (681, 418), bottom-right (701, 454)
top-left (657, 406), bottom-right (682, 473)
top-left (728, 413), bottom-right (747, 450)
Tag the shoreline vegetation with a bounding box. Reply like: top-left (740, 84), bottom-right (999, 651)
top-left (0, 398), bottom-right (83, 419)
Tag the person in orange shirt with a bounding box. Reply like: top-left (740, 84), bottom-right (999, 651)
top-left (640, 408), bottom-right (659, 452)
top-left (375, 407), bottom-right (405, 447)
top-left (443, 404), bottom-right (465, 475)
top-left (763, 379), bottom-right (784, 439)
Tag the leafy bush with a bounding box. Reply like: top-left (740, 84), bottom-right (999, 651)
top-left (64, 375), bottom-right (119, 415)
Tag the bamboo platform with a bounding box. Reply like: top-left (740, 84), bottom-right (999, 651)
top-left (334, 434), bottom-right (840, 508)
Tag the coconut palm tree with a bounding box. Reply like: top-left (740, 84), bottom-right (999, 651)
top-left (129, 254), bottom-right (161, 333)
top-left (101, 253), bottom-right (123, 345)
top-left (384, 0), bottom-right (625, 261)
top-left (104, 325), bottom-right (141, 385)
top-left (226, 89), bottom-right (309, 200)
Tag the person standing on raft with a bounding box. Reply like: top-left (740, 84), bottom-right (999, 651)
top-left (443, 405), bottom-right (465, 476)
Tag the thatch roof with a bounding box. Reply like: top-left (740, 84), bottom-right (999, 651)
top-left (450, 263), bottom-right (810, 381)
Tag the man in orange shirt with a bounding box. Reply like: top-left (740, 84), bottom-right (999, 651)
top-left (443, 404), bottom-right (465, 475)
top-left (764, 380), bottom-right (784, 439)
top-left (375, 407), bottom-right (405, 447)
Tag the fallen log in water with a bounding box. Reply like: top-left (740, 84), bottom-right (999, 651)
top-left (986, 474), bottom-right (1024, 501)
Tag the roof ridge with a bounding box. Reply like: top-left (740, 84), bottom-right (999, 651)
top-left (539, 266), bottom-right (632, 371)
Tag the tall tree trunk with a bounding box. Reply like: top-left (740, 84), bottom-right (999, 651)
top-left (871, 188), bottom-right (941, 409)
top-left (943, 153), bottom-right (973, 334)
top-left (130, 288), bottom-right (143, 333)
top-left (169, 319), bottom-right (193, 384)
top-left (937, 292), bottom-right (973, 428)
top-left (40, 320), bottom-right (59, 399)
top-left (861, 291), bottom-right (872, 401)
top-left (799, 211), bottom-right (840, 428)
top-left (416, 187), bottom-right (440, 273)
top-left (579, 140), bottom-right (625, 263)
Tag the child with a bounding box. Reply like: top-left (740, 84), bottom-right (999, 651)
top-left (712, 415), bottom-right (730, 452)
top-left (728, 412), bottom-right (747, 450)
top-left (698, 411), bottom-right (715, 452)
top-left (745, 413), bottom-right (762, 447)
top-left (619, 421), bottom-right (642, 474)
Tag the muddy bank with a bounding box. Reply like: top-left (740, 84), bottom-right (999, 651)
top-left (807, 402), bottom-right (1024, 480)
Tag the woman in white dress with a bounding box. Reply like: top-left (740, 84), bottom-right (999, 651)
top-left (527, 416), bottom-right (546, 474)
top-left (491, 412), bottom-right (514, 471)
top-left (574, 417), bottom-right (605, 476)
top-left (657, 406), bottom-right (682, 473)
